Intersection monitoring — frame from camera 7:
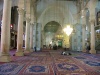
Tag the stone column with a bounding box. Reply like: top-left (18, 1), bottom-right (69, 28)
top-left (89, 20), bottom-right (96, 54)
top-left (80, 0), bottom-right (86, 52)
top-left (32, 2), bottom-right (37, 51)
top-left (41, 31), bottom-right (45, 48)
top-left (30, 4), bottom-right (34, 50)
top-left (0, 0), bottom-right (12, 62)
top-left (81, 12), bottom-right (86, 52)
top-left (30, 23), bottom-right (33, 50)
top-left (43, 33), bottom-right (46, 45)
top-left (88, 0), bottom-right (97, 54)
top-left (33, 23), bottom-right (37, 51)
top-left (36, 23), bottom-right (42, 51)
top-left (82, 24), bottom-right (86, 52)
top-left (24, 17), bottom-right (31, 53)
top-left (81, 1), bottom-right (86, 52)
top-left (15, 8), bottom-right (24, 56)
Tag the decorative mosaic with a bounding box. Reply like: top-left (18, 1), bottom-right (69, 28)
top-left (71, 24), bottom-right (82, 51)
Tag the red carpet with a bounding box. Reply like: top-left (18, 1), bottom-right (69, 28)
top-left (0, 50), bottom-right (100, 75)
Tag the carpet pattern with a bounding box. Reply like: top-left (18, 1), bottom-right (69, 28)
top-left (0, 50), bottom-right (100, 75)
top-left (84, 61), bottom-right (100, 66)
top-left (0, 63), bottom-right (25, 75)
top-left (56, 63), bottom-right (84, 71)
top-left (22, 64), bottom-right (54, 75)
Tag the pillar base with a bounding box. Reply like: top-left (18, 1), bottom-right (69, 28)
top-left (30, 49), bottom-right (33, 52)
top-left (0, 55), bottom-right (11, 62)
top-left (24, 50), bottom-right (31, 54)
top-left (15, 51), bottom-right (24, 56)
top-left (89, 50), bottom-right (96, 54)
top-left (82, 50), bottom-right (86, 52)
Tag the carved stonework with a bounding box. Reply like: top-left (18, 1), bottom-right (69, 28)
top-left (82, 24), bottom-right (86, 28)
top-left (89, 14), bottom-right (95, 22)
top-left (90, 19), bottom-right (95, 25)
top-left (82, 17), bottom-right (86, 24)
top-left (17, 8), bottom-right (24, 15)
top-left (81, 10), bottom-right (86, 17)
top-left (88, 0), bottom-right (98, 11)
top-left (30, 23), bottom-right (34, 26)
top-left (26, 17), bottom-right (31, 23)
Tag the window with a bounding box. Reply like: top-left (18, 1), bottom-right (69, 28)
top-left (97, 11), bottom-right (100, 25)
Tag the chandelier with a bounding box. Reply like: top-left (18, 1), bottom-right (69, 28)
top-left (63, 25), bottom-right (73, 36)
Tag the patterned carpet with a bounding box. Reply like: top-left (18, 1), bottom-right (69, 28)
top-left (0, 50), bottom-right (100, 75)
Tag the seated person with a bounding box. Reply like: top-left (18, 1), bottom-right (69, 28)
top-left (61, 51), bottom-right (72, 55)
top-left (61, 51), bottom-right (66, 55)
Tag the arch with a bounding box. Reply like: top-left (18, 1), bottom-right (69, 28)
top-left (44, 21), bottom-right (61, 33)
top-left (39, 5), bottom-right (66, 27)
top-left (38, 2), bottom-right (75, 30)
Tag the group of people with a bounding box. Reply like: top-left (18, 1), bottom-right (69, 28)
top-left (34, 41), bottom-right (91, 55)
top-left (61, 42), bottom-right (91, 55)
top-left (49, 44), bottom-right (60, 50)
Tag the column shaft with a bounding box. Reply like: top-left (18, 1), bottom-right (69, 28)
top-left (88, 0), bottom-right (97, 54)
top-left (24, 18), bottom-right (30, 53)
top-left (30, 24), bottom-right (33, 49)
top-left (82, 25), bottom-right (86, 52)
top-left (89, 20), bottom-right (96, 54)
top-left (33, 23), bottom-right (37, 51)
top-left (41, 31), bottom-right (44, 48)
top-left (0, 0), bottom-right (12, 62)
top-left (36, 23), bottom-right (42, 51)
top-left (15, 8), bottom-right (24, 56)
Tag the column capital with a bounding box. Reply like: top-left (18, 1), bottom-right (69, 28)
top-left (26, 17), bottom-right (31, 23)
top-left (89, 19), bottom-right (95, 25)
top-left (17, 8), bottom-right (24, 15)
top-left (88, 0), bottom-right (98, 11)
top-left (81, 9), bottom-right (86, 17)
top-left (89, 15), bottom-right (95, 21)
top-left (82, 24), bottom-right (86, 28)
top-left (82, 17), bottom-right (86, 24)
top-left (30, 23), bottom-right (34, 25)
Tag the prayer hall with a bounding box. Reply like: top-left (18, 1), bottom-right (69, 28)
top-left (0, 0), bottom-right (100, 75)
